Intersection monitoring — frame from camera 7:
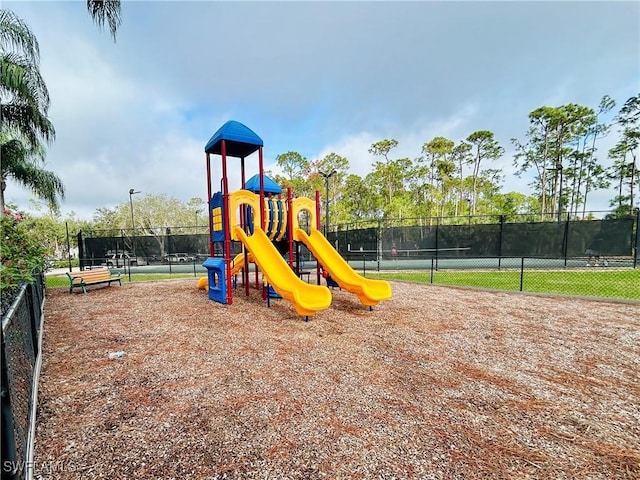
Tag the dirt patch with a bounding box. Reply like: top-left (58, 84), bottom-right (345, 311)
top-left (34, 279), bottom-right (640, 479)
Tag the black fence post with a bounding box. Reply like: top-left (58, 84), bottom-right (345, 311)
top-left (66, 222), bottom-right (73, 273)
top-left (377, 219), bottom-right (381, 272)
top-left (634, 208), bottom-right (640, 269)
top-left (166, 228), bottom-right (173, 274)
top-left (498, 215), bottom-right (505, 270)
top-left (520, 257), bottom-right (525, 292)
top-left (430, 257), bottom-right (434, 284)
top-left (562, 213), bottom-right (570, 267)
top-left (77, 230), bottom-right (84, 271)
top-left (435, 218), bottom-right (439, 271)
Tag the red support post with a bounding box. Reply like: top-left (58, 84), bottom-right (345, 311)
top-left (287, 187), bottom-right (294, 269)
top-left (315, 189), bottom-right (321, 284)
top-left (259, 147), bottom-right (265, 230)
top-left (259, 146), bottom-right (267, 301)
top-left (206, 153), bottom-right (214, 257)
top-left (221, 140), bottom-right (233, 305)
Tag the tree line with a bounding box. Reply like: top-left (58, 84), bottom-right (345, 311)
top-left (80, 92), bottom-right (640, 255)
top-left (268, 94), bottom-right (638, 227)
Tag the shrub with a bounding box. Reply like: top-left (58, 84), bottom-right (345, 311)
top-left (1, 209), bottom-right (47, 295)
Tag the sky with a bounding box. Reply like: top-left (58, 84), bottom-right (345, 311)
top-left (4, 0), bottom-right (639, 220)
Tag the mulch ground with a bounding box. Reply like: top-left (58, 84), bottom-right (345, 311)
top-left (34, 279), bottom-right (639, 479)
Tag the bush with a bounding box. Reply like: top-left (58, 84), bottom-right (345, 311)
top-left (1, 209), bottom-right (47, 293)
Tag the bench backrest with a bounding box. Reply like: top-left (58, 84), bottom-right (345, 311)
top-left (72, 269), bottom-right (112, 284)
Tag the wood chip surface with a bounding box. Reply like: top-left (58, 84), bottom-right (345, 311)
top-left (34, 279), bottom-right (640, 479)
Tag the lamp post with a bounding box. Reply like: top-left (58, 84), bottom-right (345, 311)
top-left (129, 188), bottom-right (141, 256)
top-left (319, 170), bottom-right (337, 237)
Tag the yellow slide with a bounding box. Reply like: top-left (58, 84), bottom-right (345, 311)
top-left (198, 252), bottom-right (254, 289)
top-left (233, 225), bottom-right (332, 317)
top-left (295, 228), bottom-right (392, 307)
top-left (230, 252), bottom-right (255, 276)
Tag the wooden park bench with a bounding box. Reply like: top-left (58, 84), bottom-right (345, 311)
top-left (66, 268), bottom-right (122, 294)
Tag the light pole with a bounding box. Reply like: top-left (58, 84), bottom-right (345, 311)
top-left (319, 170), bottom-right (337, 237)
top-left (129, 188), bottom-right (141, 256)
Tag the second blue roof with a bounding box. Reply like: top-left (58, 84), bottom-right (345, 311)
top-left (244, 174), bottom-right (282, 194)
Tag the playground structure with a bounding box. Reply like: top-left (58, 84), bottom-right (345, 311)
top-left (200, 120), bottom-right (391, 318)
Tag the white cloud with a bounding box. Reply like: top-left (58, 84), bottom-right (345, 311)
top-left (4, 0), bottom-right (638, 219)
top-left (315, 104), bottom-right (480, 178)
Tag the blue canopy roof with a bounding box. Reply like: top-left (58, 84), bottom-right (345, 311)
top-left (244, 174), bottom-right (282, 194)
top-left (204, 120), bottom-right (263, 157)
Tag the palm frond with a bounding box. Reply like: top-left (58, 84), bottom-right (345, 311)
top-left (86, 1), bottom-right (121, 42)
top-left (1, 137), bottom-right (46, 171)
top-left (1, 141), bottom-right (64, 207)
top-left (1, 102), bottom-right (56, 147)
top-left (0, 9), bottom-right (40, 61)
top-left (6, 159), bottom-right (65, 209)
top-left (1, 52), bottom-right (50, 111)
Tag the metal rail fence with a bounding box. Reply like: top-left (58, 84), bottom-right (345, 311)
top-left (339, 254), bottom-right (639, 300)
top-left (1, 274), bottom-right (45, 480)
top-left (67, 211), bottom-right (638, 299)
top-left (77, 212), bottom-right (639, 265)
top-left (328, 212), bottom-right (639, 264)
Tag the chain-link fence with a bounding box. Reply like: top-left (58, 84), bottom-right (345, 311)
top-left (73, 211), bottom-right (639, 299)
top-left (1, 274), bottom-right (45, 480)
top-left (360, 256), bottom-right (639, 300)
top-left (329, 213), bottom-right (638, 262)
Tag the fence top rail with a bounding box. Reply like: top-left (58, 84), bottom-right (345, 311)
top-left (347, 247), bottom-right (471, 253)
top-left (2, 283), bottom-right (27, 332)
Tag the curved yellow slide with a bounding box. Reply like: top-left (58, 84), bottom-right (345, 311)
top-left (233, 226), bottom-right (332, 317)
top-left (295, 228), bottom-right (392, 307)
top-left (198, 252), bottom-right (254, 289)
top-left (230, 251), bottom-right (255, 276)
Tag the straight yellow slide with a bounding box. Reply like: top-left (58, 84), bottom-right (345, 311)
top-left (295, 228), bottom-right (392, 307)
top-left (232, 226), bottom-right (332, 317)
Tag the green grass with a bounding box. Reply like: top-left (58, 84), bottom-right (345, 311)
top-left (45, 272), bottom-right (197, 289)
top-left (46, 269), bottom-right (639, 300)
top-left (371, 269), bottom-right (640, 300)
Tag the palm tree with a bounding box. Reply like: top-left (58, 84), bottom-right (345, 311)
top-left (0, 10), bottom-right (54, 145)
top-left (1, 3), bottom-right (121, 213)
top-left (1, 9), bottom-right (61, 211)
